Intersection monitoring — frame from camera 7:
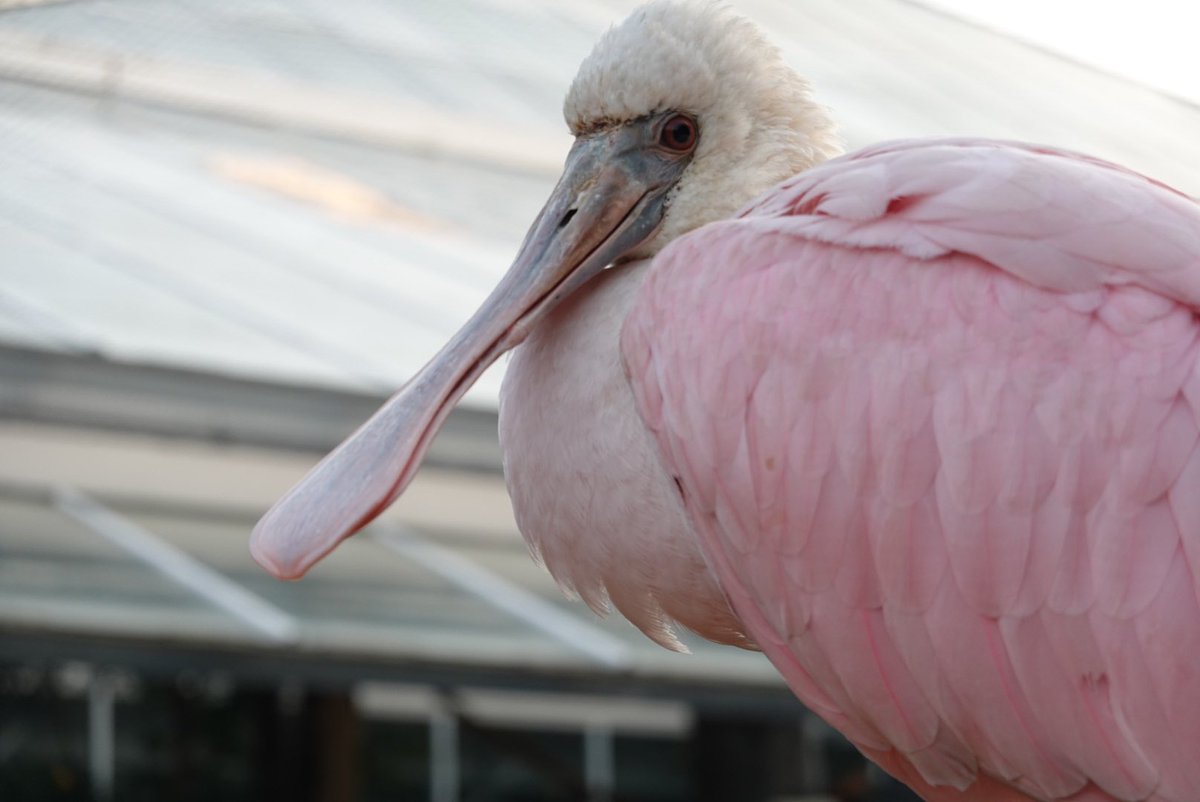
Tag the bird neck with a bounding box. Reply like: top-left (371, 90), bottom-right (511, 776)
top-left (499, 261), bottom-right (754, 651)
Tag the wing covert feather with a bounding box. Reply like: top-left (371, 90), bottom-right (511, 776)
top-left (621, 140), bottom-right (1200, 801)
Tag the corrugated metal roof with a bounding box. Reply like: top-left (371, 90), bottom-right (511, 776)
top-left (1, 0), bottom-right (1197, 407)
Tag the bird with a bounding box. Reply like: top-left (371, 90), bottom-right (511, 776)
top-left (250, 2), bottom-right (1200, 801)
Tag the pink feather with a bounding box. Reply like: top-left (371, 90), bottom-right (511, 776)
top-left (622, 139), bottom-right (1200, 801)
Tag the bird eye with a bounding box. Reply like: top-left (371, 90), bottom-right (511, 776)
top-left (659, 114), bottom-right (698, 153)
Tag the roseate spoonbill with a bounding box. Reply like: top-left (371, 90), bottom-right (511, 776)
top-left (251, 2), bottom-right (1200, 800)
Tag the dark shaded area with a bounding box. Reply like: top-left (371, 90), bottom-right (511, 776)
top-left (360, 720), bottom-right (429, 802)
top-left (0, 660), bottom-right (920, 802)
top-left (0, 668), bottom-right (89, 801)
top-left (614, 736), bottom-right (688, 802)
top-left (691, 714), bottom-right (805, 802)
top-left (823, 736), bottom-right (923, 802)
top-left (460, 723), bottom-right (582, 801)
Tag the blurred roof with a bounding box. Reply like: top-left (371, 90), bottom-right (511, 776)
top-left (0, 0), bottom-right (1197, 404)
top-left (0, 419), bottom-right (788, 701)
top-left (1, 0), bottom-right (1198, 693)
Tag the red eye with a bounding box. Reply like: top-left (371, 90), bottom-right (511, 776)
top-left (659, 114), bottom-right (698, 152)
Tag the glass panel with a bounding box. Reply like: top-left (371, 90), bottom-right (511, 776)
top-left (461, 725), bottom-right (583, 802)
top-left (361, 720), bottom-right (430, 802)
top-left (120, 506), bottom-right (572, 662)
top-left (113, 680), bottom-right (263, 802)
top-left (0, 663), bottom-right (89, 801)
top-left (0, 495), bottom-right (241, 639)
top-left (615, 735), bottom-right (691, 802)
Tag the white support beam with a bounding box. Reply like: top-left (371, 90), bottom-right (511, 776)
top-left (87, 670), bottom-right (116, 802)
top-left (430, 694), bottom-right (460, 802)
top-left (374, 529), bottom-right (632, 670)
top-left (55, 486), bottom-right (300, 644)
top-left (584, 724), bottom-right (615, 802)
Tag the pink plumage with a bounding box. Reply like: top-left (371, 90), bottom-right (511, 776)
top-left (622, 139), bottom-right (1200, 802)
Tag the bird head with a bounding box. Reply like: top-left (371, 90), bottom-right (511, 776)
top-left (251, 1), bottom-right (839, 579)
top-left (563, 0), bottom-right (840, 259)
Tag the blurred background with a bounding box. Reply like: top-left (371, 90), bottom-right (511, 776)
top-left (0, 1), bottom-right (1196, 800)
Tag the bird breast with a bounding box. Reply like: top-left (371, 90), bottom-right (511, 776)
top-left (499, 260), bottom-right (753, 651)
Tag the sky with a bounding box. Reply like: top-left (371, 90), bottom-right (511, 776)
top-left (918, 0), bottom-right (1200, 105)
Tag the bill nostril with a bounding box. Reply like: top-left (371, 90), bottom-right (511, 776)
top-left (558, 208), bottom-right (578, 228)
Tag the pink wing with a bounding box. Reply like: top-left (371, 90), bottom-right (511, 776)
top-left (621, 139), bottom-right (1200, 802)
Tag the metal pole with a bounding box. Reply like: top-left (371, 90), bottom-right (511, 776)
top-left (584, 725), bottom-right (615, 802)
top-left (430, 695), bottom-right (460, 802)
top-left (88, 670), bottom-right (116, 802)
